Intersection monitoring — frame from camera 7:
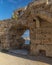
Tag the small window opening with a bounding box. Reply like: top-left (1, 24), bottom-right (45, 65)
top-left (33, 19), bottom-right (36, 22)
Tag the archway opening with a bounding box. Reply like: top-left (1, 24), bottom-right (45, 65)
top-left (8, 26), bottom-right (30, 55)
top-left (21, 30), bottom-right (30, 51)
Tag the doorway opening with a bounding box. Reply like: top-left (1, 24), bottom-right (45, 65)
top-left (39, 50), bottom-right (46, 56)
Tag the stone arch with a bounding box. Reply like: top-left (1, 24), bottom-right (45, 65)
top-left (8, 24), bottom-right (29, 49)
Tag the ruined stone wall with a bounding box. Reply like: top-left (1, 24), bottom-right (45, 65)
top-left (0, 19), bottom-right (26, 50)
top-left (10, 1), bottom-right (52, 57)
top-left (30, 20), bottom-right (52, 57)
top-left (18, 1), bottom-right (52, 57)
top-left (0, 0), bottom-right (52, 57)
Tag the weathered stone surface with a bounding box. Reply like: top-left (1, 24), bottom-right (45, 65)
top-left (15, 0), bottom-right (52, 57)
top-left (0, 19), bottom-right (26, 50)
top-left (0, 0), bottom-right (52, 57)
top-left (9, 37), bottom-right (25, 49)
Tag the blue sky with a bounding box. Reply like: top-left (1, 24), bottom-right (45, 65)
top-left (22, 30), bottom-right (30, 38)
top-left (0, 0), bottom-right (31, 37)
top-left (0, 0), bottom-right (32, 20)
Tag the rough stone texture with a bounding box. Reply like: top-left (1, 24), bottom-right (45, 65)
top-left (16, 0), bottom-right (52, 57)
top-left (0, 19), bottom-right (26, 50)
top-left (10, 37), bottom-right (25, 49)
top-left (0, 0), bottom-right (52, 57)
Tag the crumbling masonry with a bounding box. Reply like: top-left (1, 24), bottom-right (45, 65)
top-left (0, 0), bottom-right (52, 57)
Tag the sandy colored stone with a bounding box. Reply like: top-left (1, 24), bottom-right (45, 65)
top-left (0, 0), bottom-right (52, 57)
